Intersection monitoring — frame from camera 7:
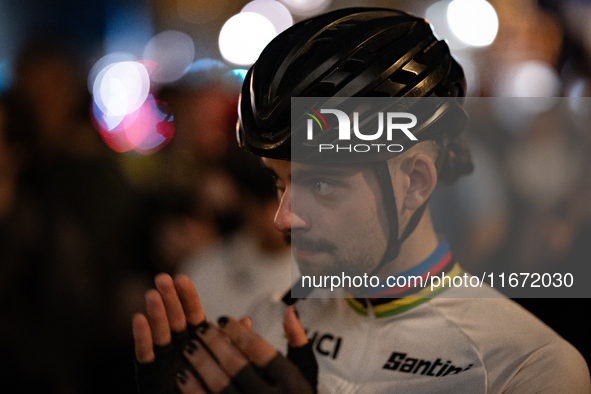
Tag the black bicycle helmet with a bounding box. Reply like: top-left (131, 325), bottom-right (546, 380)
top-left (237, 7), bottom-right (467, 160)
top-left (236, 7), bottom-right (472, 291)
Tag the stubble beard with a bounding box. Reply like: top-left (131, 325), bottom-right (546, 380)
top-left (283, 229), bottom-right (380, 279)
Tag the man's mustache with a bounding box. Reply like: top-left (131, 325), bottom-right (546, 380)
top-left (284, 231), bottom-right (337, 253)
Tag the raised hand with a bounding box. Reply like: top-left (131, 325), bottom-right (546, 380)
top-left (132, 273), bottom-right (317, 394)
top-left (132, 274), bottom-right (206, 394)
top-left (178, 309), bottom-right (316, 394)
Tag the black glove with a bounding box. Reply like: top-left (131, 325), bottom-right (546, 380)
top-left (135, 326), bottom-right (198, 394)
top-left (287, 342), bottom-right (318, 392)
top-left (219, 352), bottom-right (317, 394)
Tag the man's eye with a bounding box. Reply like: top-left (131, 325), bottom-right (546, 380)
top-left (313, 180), bottom-right (335, 196)
top-left (272, 177), bottom-right (285, 191)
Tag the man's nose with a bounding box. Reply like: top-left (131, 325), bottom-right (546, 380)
top-left (274, 188), bottom-right (306, 232)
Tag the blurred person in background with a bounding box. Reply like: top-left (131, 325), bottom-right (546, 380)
top-left (143, 82), bottom-right (245, 274)
top-left (178, 152), bottom-right (295, 320)
top-left (158, 82), bottom-right (244, 235)
top-left (141, 77), bottom-right (295, 321)
top-left (0, 34), bottom-right (147, 393)
top-left (478, 0), bottom-right (591, 365)
top-left (428, 0), bottom-right (591, 366)
top-left (0, 98), bottom-right (24, 221)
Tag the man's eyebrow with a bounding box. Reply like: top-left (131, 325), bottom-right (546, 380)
top-left (260, 160), bottom-right (356, 181)
top-left (291, 167), bottom-right (356, 180)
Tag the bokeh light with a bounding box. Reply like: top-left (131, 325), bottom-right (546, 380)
top-left (231, 69), bottom-right (248, 81)
top-left (511, 62), bottom-right (561, 99)
top-left (279, 0), bottom-right (331, 17)
top-left (181, 58), bottom-right (230, 87)
top-left (220, 69), bottom-right (248, 87)
top-left (567, 79), bottom-right (589, 115)
top-left (90, 57), bottom-right (174, 155)
top-left (143, 30), bottom-right (195, 84)
top-left (495, 61), bottom-right (561, 100)
top-left (447, 0), bottom-right (498, 47)
top-left (92, 94), bottom-right (174, 154)
top-left (0, 60), bottom-right (11, 93)
top-left (241, 0), bottom-right (293, 34)
top-left (426, 1), bottom-right (468, 50)
top-left (93, 61), bottom-right (150, 117)
top-left (187, 58), bottom-right (228, 74)
top-left (88, 52), bottom-right (136, 94)
top-left (491, 61), bottom-right (561, 133)
top-left (566, 81), bottom-right (591, 139)
top-left (124, 96), bottom-right (171, 151)
top-left (219, 12), bottom-right (277, 65)
top-left (92, 99), bottom-right (128, 132)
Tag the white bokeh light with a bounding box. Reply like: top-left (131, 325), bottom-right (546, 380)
top-left (280, 0), bottom-right (331, 17)
top-left (219, 12), bottom-right (277, 65)
top-left (491, 62), bottom-right (561, 133)
top-left (511, 62), bottom-right (561, 99)
top-left (143, 30), bottom-right (195, 84)
top-left (447, 0), bottom-right (498, 47)
top-left (93, 61), bottom-right (150, 117)
top-left (426, 1), bottom-right (468, 50)
top-left (241, 0), bottom-right (293, 34)
top-left (103, 110), bottom-right (126, 131)
top-left (499, 61), bottom-right (561, 112)
top-left (88, 52), bottom-right (136, 94)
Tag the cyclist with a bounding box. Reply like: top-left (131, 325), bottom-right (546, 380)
top-left (134, 8), bottom-right (590, 394)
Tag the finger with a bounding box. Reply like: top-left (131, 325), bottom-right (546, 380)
top-left (154, 273), bottom-right (187, 332)
top-left (145, 289), bottom-right (172, 346)
top-left (217, 316), bottom-right (277, 367)
top-left (195, 322), bottom-right (249, 376)
top-left (284, 306), bottom-right (308, 347)
top-left (183, 340), bottom-right (231, 393)
top-left (177, 369), bottom-right (208, 394)
top-left (239, 316), bottom-right (253, 330)
top-left (132, 313), bottom-right (155, 363)
top-left (174, 274), bottom-right (206, 325)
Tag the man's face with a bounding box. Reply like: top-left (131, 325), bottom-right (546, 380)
top-left (262, 158), bottom-right (389, 278)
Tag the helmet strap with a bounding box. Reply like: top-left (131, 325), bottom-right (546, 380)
top-left (368, 136), bottom-right (449, 279)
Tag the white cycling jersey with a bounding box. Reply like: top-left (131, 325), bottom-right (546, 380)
top-left (249, 243), bottom-right (590, 394)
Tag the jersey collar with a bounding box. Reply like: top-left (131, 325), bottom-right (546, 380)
top-left (346, 241), bottom-right (464, 318)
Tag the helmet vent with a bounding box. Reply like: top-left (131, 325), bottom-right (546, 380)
top-left (341, 59), bottom-right (365, 73)
top-left (389, 69), bottom-right (418, 84)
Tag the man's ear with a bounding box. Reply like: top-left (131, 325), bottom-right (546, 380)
top-left (399, 153), bottom-right (438, 211)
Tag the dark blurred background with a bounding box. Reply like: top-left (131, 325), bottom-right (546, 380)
top-left (0, 0), bottom-right (590, 392)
